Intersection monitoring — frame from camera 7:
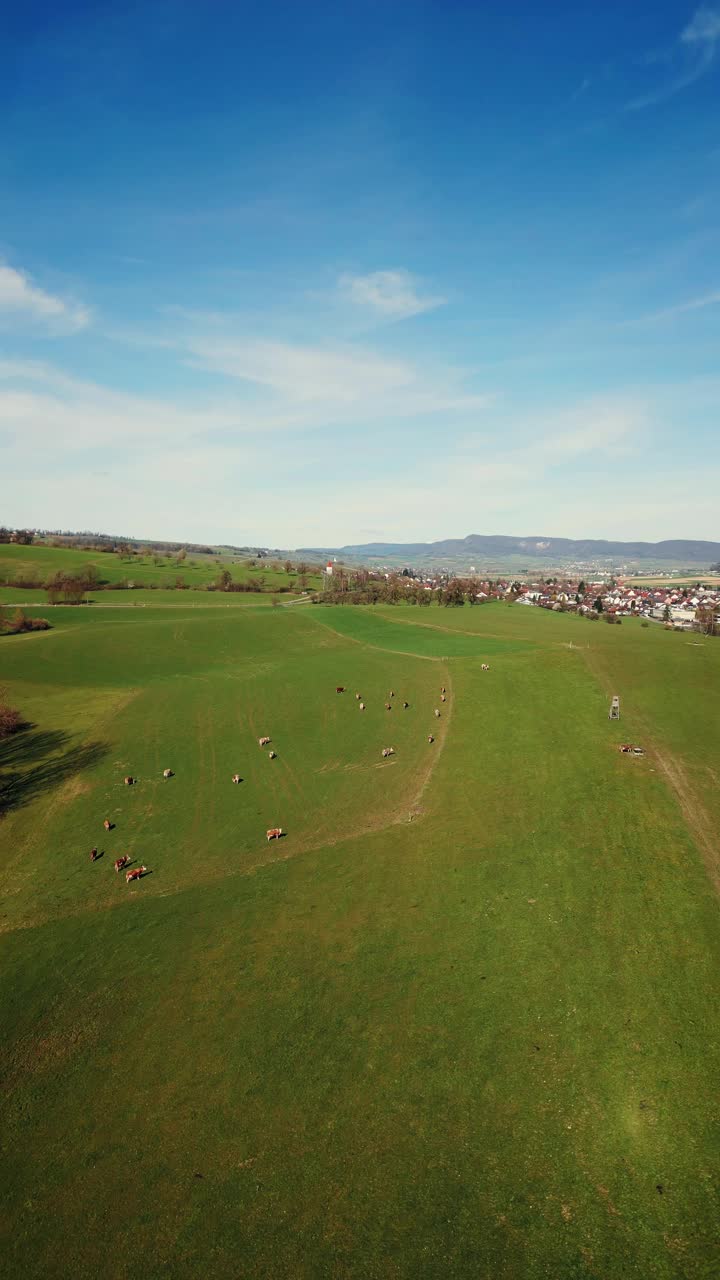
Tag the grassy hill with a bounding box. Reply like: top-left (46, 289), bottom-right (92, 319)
top-left (0, 542), bottom-right (322, 602)
top-left (1, 601), bottom-right (719, 1277)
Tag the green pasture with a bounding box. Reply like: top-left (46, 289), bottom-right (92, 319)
top-left (0, 542), bottom-right (322, 595)
top-left (1, 603), bottom-right (719, 1278)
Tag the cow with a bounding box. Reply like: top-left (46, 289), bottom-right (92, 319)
top-left (124, 776), bottom-right (134, 786)
top-left (258, 736), bottom-right (271, 747)
top-left (90, 847), bottom-right (99, 862)
top-left (336, 687), bottom-right (345, 694)
top-left (481, 664), bottom-right (490, 672)
top-left (266, 827), bottom-right (283, 842)
top-left (231, 774), bottom-right (242, 784)
top-left (403, 701), bottom-right (409, 709)
top-left (441, 694), bottom-right (446, 702)
top-left (355, 693), bottom-right (361, 700)
top-left (389, 690), bottom-right (395, 698)
top-left (385, 703), bottom-right (392, 711)
top-left (381, 747), bottom-right (395, 758)
top-left (114, 855), bottom-right (130, 873)
top-left (268, 751), bottom-right (277, 759)
top-left (126, 865), bottom-right (147, 884)
top-left (359, 702), bottom-right (365, 711)
top-left (428, 735), bottom-right (434, 743)
top-left (163, 768), bottom-right (173, 779)
top-left (434, 709), bottom-right (441, 718)
top-left (440, 686), bottom-right (446, 694)
top-left (103, 819), bottom-right (112, 831)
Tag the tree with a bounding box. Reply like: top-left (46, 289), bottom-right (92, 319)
top-left (217, 568), bottom-right (232, 592)
top-left (578, 580), bottom-right (586, 594)
top-left (284, 560), bottom-right (293, 574)
top-left (0, 700), bottom-right (23, 737)
top-left (663, 604), bottom-right (672, 622)
top-left (593, 596), bottom-right (604, 613)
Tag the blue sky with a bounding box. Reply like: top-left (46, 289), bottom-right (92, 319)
top-left (2, 0), bottom-right (720, 546)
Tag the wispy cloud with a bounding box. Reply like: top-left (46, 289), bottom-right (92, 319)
top-left (625, 7), bottom-right (720, 111)
top-left (337, 269), bottom-right (446, 320)
top-left (634, 289), bottom-right (720, 323)
top-left (0, 263), bottom-right (90, 334)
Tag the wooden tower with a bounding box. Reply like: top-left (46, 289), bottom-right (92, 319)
top-left (609, 695), bottom-right (620, 720)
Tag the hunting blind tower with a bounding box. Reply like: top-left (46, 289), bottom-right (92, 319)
top-left (609, 696), bottom-right (620, 720)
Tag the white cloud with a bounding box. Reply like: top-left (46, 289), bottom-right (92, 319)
top-left (635, 290), bottom-right (720, 323)
top-left (337, 269), bottom-right (446, 320)
top-left (0, 264), bottom-right (90, 334)
top-left (184, 335), bottom-right (488, 419)
top-left (681, 7), bottom-right (720, 45)
top-left (626, 7), bottom-right (720, 110)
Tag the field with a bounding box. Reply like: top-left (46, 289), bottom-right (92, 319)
top-left (1, 601), bottom-right (719, 1278)
top-left (0, 542), bottom-right (322, 595)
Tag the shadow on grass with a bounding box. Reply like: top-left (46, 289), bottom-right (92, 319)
top-left (0, 726), bottom-right (109, 816)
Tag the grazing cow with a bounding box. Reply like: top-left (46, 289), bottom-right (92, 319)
top-left (481, 664), bottom-right (490, 672)
top-left (266, 827), bottom-right (283, 842)
top-left (428, 734), bottom-right (434, 743)
top-left (389, 690), bottom-right (395, 698)
top-left (441, 694), bottom-right (446, 702)
top-left (434, 709), bottom-right (441, 718)
top-left (232, 773), bottom-right (242, 784)
top-left (440, 686), bottom-right (446, 694)
top-left (124, 776), bottom-right (134, 786)
top-left (385, 702), bottom-right (392, 711)
top-left (359, 702), bottom-right (365, 711)
top-left (90, 847), bottom-right (99, 862)
top-left (163, 768), bottom-right (173, 779)
top-left (103, 819), bottom-right (112, 831)
top-left (114, 855), bottom-right (130, 873)
top-left (258, 736), bottom-right (271, 747)
top-left (268, 751), bottom-right (277, 759)
top-left (403, 701), bottom-right (409, 709)
top-left (381, 747), bottom-right (395, 758)
top-left (126, 865), bottom-right (147, 884)
top-left (336, 686), bottom-right (345, 694)
top-left (355, 693), bottom-right (361, 700)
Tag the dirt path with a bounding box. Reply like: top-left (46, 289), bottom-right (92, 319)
top-left (580, 643), bottom-right (720, 896)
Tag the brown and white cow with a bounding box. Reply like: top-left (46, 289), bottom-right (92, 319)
top-left (268, 751), bottom-right (277, 759)
top-left (336, 686), bottom-right (345, 694)
top-left (434, 709), bottom-right (441, 718)
top-left (441, 694), bottom-right (446, 702)
top-left (381, 747), bottom-right (395, 758)
top-left (124, 776), bottom-right (134, 786)
top-left (385, 702), bottom-right (392, 711)
top-left (232, 773), bottom-right (242, 784)
top-left (266, 827), bottom-right (283, 842)
top-left (103, 819), bottom-right (112, 831)
top-left (359, 702), bottom-right (365, 711)
top-left (258, 736), bottom-right (271, 747)
top-left (90, 848), bottom-right (99, 862)
top-left (126, 865), bottom-right (147, 884)
top-left (114, 855), bottom-right (130, 873)
top-left (163, 768), bottom-right (173, 778)
top-left (428, 735), bottom-right (435, 743)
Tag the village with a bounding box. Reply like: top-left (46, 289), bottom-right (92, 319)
top-left (321, 560), bottom-right (720, 633)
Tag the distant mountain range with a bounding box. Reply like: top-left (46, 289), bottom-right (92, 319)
top-left (296, 534), bottom-right (720, 567)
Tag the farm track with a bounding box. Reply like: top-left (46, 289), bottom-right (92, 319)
top-left (580, 641), bottom-right (720, 896)
top-left (305, 613), bottom-right (449, 661)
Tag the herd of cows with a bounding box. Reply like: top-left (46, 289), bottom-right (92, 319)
top-left (88, 671), bottom-right (493, 886)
